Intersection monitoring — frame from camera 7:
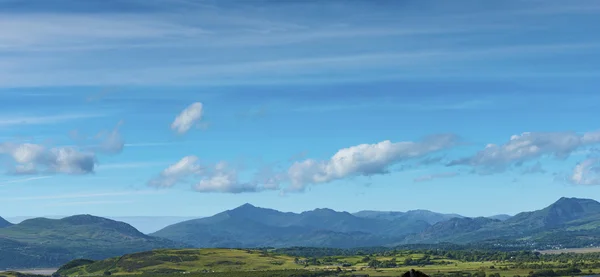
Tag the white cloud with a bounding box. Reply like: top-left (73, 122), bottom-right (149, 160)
top-left (0, 142), bottom-right (96, 175)
top-left (148, 156), bottom-right (203, 187)
top-left (149, 157), bottom-right (280, 193)
top-left (286, 134), bottom-right (459, 192)
top-left (171, 102), bottom-right (204, 135)
top-left (413, 172), bottom-right (458, 183)
top-left (193, 162), bottom-right (259, 193)
top-left (570, 158), bottom-right (600, 185)
top-left (449, 131), bottom-right (600, 173)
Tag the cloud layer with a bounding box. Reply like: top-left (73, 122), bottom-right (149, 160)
top-left (449, 131), bottom-right (600, 173)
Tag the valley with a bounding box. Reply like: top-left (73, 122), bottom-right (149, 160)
top-left (50, 247), bottom-right (600, 277)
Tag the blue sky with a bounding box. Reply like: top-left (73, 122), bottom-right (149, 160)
top-left (1, 0), bottom-right (600, 218)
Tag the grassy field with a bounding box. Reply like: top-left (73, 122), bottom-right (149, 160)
top-left (54, 248), bottom-right (600, 277)
top-left (538, 248), bottom-right (600, 254)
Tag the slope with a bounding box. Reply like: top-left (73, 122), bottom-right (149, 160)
top-left (55, 249), bottom-right (305, 276)
top-left (0, 216), bottom-right (12, 228)
top-left (402, 197), bottom-right (600, 245)
top-left (0, 215), bottom-right (185, 268)
top-left (354, 209), bottom-right (464, 225)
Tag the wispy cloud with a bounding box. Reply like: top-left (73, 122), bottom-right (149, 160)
top-left (0, 113), bottom-right (105, 126)
top-left (291, 99), bottom-right (493, 113)
top-left (4, 190), bottom-right (161, 201)
top-left (124, 142), bottom-right (179, 147)
top-left (0, 0), bottom-right (597, 87)
top-left (414, 172), bottom-right (459, 183)
top-left (42, 200), bottom-right (135, 207)
top-left (98, 161), bottom-right (168, 170)
top-left (0, 176), bottom-right (52, 187)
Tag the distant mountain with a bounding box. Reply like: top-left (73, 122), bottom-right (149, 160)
top-left (0, 215), bottom-right (184, 268)
top-left (402, 197), bottom-right (600, 245)
top-left (505, 197), bottom-right (600, 229)
top-left (353, 209), bottom-right (464, 224)
top-left (0, 216), bottom-right (12, 228)
top-left (5, 197), bottom-right (600, 268)
top-left (488, 214), bottom-right (512, 221)
top-left (155, 197), bottom-right (600, 249)
top-left (6, 215), bottom-right (200, 234)
top-left (403, 217), bottom-right (501, 243)
top-left (152, 203), bottom-right (430, 248)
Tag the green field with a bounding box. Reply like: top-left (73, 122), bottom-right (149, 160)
top-left (539, 248), bottom-right (600, 254)
top-left (53, 248), bottom-right (600, 277)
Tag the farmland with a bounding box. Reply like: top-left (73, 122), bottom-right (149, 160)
top-left (53, 248), bottom-right (600, 277)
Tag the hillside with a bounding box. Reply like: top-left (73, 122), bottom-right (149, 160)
top-left (55, 249), bottom-right (305, 276)
top-left (54, 247), bottom-right (600, 277)
top-left (353, 210), bottom-right (464, 225)
top-left (0, 215), bottom-right (184, 268)
top-left (0, 217), bottom-right (12, 228)
top-left (152, 204), bottom-right (430, 248)
top-left (488, 214), bottom-right (512, 221)
top-left (402, 197), bottom-right (600, 245)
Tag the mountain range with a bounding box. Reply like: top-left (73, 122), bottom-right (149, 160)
top-left (3, 197), bottom-right (600, 269)
top-left (150, 197), bottom-right (600, 249)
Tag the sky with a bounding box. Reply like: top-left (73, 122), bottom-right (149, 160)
top-left (1, 0), bottom-right (600, 218)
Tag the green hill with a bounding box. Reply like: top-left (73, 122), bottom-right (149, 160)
top-left (55, 249), bottom-right (305, 276)
top-left (0, 215), bottom-right (185, 268)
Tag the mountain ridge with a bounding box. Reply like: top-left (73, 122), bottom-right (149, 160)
top-left (153, 197), bottom-right (600, 249)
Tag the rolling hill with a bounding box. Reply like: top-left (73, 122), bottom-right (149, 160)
top-left (0, 215), bottom-right (185, 268)
top-left (54, 248), bottom-right (305, 276)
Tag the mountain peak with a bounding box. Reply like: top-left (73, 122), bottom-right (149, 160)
top-left (229, 203), bottom-right (262, 213)
top-left (550, 197), bottom-right (599, 209)
top-left (61, 214), bottom-right (110, 225)
top-left (238, 203), bottom-right (256, 209)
